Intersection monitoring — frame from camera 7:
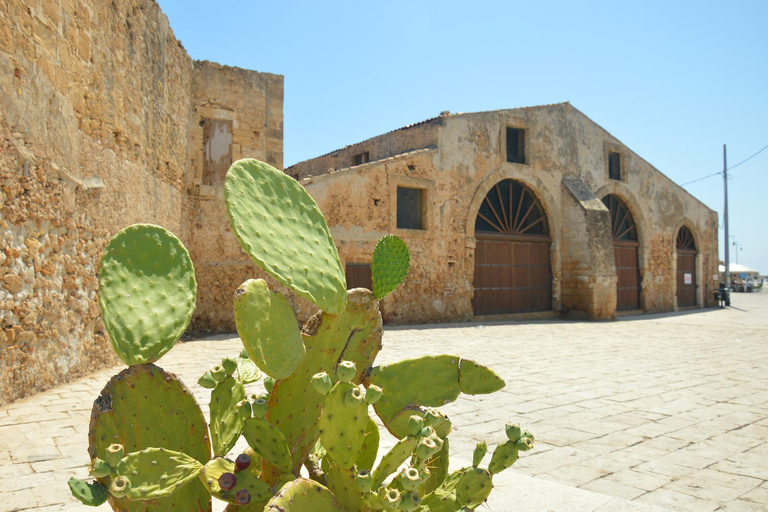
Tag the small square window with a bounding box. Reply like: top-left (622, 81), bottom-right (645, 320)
top-left (353, 152), bottom-right (370, 166)
top-left (608, 151), bottom-right (622, 180)
top-left (397, 187), bottom-right (424, 230)
top-left (345, 263), bottom-right (373, 291)
top-left (506, 127), bottom-right (526, 164)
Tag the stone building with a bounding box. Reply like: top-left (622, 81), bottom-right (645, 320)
top-left (0, 0), bottom-right (282, 404)
top-left (288, 104), bottom-right (719, 324)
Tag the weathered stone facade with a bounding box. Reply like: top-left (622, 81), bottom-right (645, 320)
top-left (289, 105), bottom-right (719, 323)
top-left (0, 0), bottom-right (282, 404)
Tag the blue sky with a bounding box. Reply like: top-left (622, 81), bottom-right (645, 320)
top-left (157, 0), bottom-right (768, 273)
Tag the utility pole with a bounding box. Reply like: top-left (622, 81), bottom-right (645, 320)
top-left (723, 144), bottom-right (730, 291)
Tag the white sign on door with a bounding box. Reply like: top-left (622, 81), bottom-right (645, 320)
top-left (684, 273), bottom-right (692, 285)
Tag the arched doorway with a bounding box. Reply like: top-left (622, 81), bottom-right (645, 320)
top-left (473, 180), bottom-right (552, 315)
top-left (602, 194), bottom-right (641, 311)
top-left (676, 226), bottom-right (697, 307)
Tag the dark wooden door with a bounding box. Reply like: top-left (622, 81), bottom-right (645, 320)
top-left (615, 242), bottom-right (640, 310)
top-left (602, 195), bottom-right (641, 311)
top-left (472, 180), bottom-right (551, 315)
top-left (676, 227), bottom-right (697, 307)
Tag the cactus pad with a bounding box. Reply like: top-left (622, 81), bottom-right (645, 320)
top-left (488, 441), bottom-right (519, 475)
top-left (224, 159), bottom-right (347, 314)
top-left (371, 435), bottom-right (418, 489)
top-left (200, 457), bottom-right (272, 505)
top-left (88, 364), bottom-right (211, 512)
top-left (210, 376), bottom-right (247, 456)
top-left (98, 224), bottom-right (196, 366)
top-left (371, 235), bottom-right (410, 300)
top-left (319, 381), bottom-right (368, 469)
top-left (261, 289), bottom-right (382, 483)
top-left (68, 477), bottom-right (109, 506)
top-left (114, 448), bottom-right (204, 500)
top-left (241, 417), bottom-right (293, 474)
top-left (422, 439), bottom-right (450, 495)
top-left (326, 464), bottom-right (366, 511)
top-left (264, 478), bottom-right (343, 512)
top-left (357, 417), bottom-right (380, 472)
top-left (458, 360), bottom-right (505, 395)
top-left (234, 279), bottom-right (305, 379)
top-left (455, 467), bottom-right (492, 508)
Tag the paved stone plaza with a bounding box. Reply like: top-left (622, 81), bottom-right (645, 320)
top-left (1, 292), bottom-right (766, 511)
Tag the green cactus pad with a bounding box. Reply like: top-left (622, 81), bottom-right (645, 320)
top-left (488, 440), bottom-right (519, 475)
top-left (326, 464), bottom-right (366, 511)
top-left (264, 478), bottom-right (343, 512)
top-left (236, 353), bottom-right (261, 384)
top-left (261, 289), bottom-right (382, 484)
top-left (458, 360), bottom-right (505, 395)
top-left (422, 439), bottom-right (450, 495)
top-left (98, 224), bottom-right (196, 366)
top-left (234, 279), bottom-right (305, 379)
top-left (210, 376), bottom-right (247, 457)
top-left (221, 447), bottom-right (269, 512)
top-left (455, 467), bottom-right (492, 508)
top-left (357, 417), bottom-right (380, 472)
top-left (371, 235), bottom-right (411, 300)
top-left (242, 417), bottom-right (293, 474)
top-left (114, 448), bottom-right (203, 500)
top-left (319, 381), bottom-right (368, 469)
top-left (200, 457), bottom-right (272, 505)
top-left (88, 364), bottom-right (211, 512)
top-left (68, 477), bottom-right (109, 506)
top-left (224, 159), bottom-right (347, 314)
top-left (371, 435), bottom-right (418, 489)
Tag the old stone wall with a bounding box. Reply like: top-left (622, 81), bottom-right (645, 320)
top-left (297, 103), bottom-right (718, 323)
top-left (187, 61), bottom-right (284, 332)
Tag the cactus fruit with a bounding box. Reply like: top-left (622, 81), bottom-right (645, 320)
top-left (399, 491), bottom-right (421, 512)
top-left (408, 415), bottom-right (425, 436)
top-left (517, 435), bottom-right (534, 452)
top-left (380, 488), bottom-right (401, 510)
top-left (355, 469), bottom-right (373, 492)
top-left (234, 453), bottom-right (251, 472)
top-left (234, 279), bottom-right (306, 379)
top-left (200, 457), bottom-right (272, 505)
top-left (241, 417), bottom-right (293, 473)
top-left (251, 397), bottom-right (267, 419)
top-left (224, 158), bottom-right (347, 315)
top-left (90, 458), bottom-right (112, 478)
top-left (371, 234), bottom-right (411, 300)
top-left (319, 381), bottom-right (368, 469)
top-left (312, 372), bottom-right (333, 395)
top-left (68, 477), bottom-right (109, 506)
top-left (98, 224), bottom-right (196, 366)
top-left (209, 376), bottom-right (247, 456)
top-left (401, 466), bottom-right (422, 491)
top-left (88, 364), bottom-right (211, 511)
top-left (106, 444), bottom-right (124, 468)
top-left (364, 384), bottom-right (383, 405)
top-left (336, 360), bottom-right (357, 383)
top-left (264, 478), bottom-right (343, 512)
top-left (109, 476), bottom-right (131, 499)
top-left (505, 422), bottom-right (522, 443)
top-left (113, 448), bottom-right (204, 500)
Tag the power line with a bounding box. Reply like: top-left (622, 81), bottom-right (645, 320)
top-left (680, 142), bottom-right (768, 187)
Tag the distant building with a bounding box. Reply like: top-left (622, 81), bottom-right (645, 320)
top-left (288, 104), bottom-right (719, 322)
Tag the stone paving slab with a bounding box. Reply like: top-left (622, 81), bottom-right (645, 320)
top-left (1, 292), bottom-right (766, 511)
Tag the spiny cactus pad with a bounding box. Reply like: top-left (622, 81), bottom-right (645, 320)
top-left (114, 448), bottom-right (204, 500)
top-left (370, 356), bottom-right (504, 438)
top-left (326, 464), bottom-right (366, 511)
top-left (68, 477), bottom-right (109, 506)
top-left (224, 159), bottom-right (347, 314)
top-left (357, 417), bottom-right (380, 472)
top-left (200, 457), bottom-right (272, 505)
top-left (319, 381), bottom-right (368, 469)
top-left (488, 440), bottom-right (519, 475)
top-left (234, 279), bottom-right (305, 379)
top-left (422, 439), bottom-right (450, 495)
top-left (209, 376), bottom-right (247, 457)
top-left (88, 364), bottom-right (211, 512)
top-left (264, 478), bottom-right (343, 512)
top-left (454, 467), bottom-right (493, 508)
top-left (241, 417), bottom-right (293, 474)
top-left (458, 360), bottom-right (505, 395)
top-left (98, 224), bottom-right (196, 366)
top-left (371, 235), bottom-right (410, 299)
top-left (261, 289), bottom-right (382, 484)
top-left (371, 435), bottom-right (418, 489)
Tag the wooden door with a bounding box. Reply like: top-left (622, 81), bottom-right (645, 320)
top-left (676, 227), bottom-right (697, 307)
top-left (603, 195), bottom-right (641, 311)
top-left (473, 180), bottom-right (551, 315)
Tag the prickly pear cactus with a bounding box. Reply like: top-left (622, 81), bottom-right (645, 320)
top-left (88, 364), bottom-right (211, 511)
top-left (264, 478), bottom-right (343, 512)
top-left (98, 224), bottom-right (196, 366)
top-left (225, 158), bottom-right (347, 314)
top-left (371, 235), bottom-right (411, 300)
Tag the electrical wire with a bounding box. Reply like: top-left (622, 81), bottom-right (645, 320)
top-left (680, 142), bottom-right (768, 187)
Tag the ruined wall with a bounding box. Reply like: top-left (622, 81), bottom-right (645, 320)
top-left (0, 0), bottom-right (196, 405)
top-left (297, 103), bottom-right (718, 323)
top-left (187, 62), bottom-right (284, 331)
